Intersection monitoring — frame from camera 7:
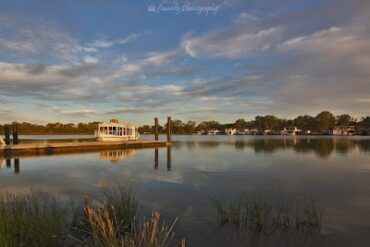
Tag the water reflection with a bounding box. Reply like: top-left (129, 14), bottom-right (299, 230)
top-left (153, 147), bottom-right (172, 171)
top-left (0, 158), bottom-right (20, 174)
top-left (98, 146), bottom-right (172, 170)
top-left (14, 159), bottom-right (20, 174)
top-left (154, 148), bottom-right (159, 169)
top-left (0, 146), bottom-right (173, 174)
top-left (0, 136), bottom-right (369, 247)
top-left (99, 149), bottom-right (136, 164)
top-left (175, 137), bottom-right (370, 158)
top-left (167, 146), bottom-right (172, 171)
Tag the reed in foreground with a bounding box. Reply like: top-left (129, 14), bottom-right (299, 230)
top-left (212, 193), bottom-right (322, 235)
top-left (0, 191), bottom-right (68, 247)
top-left (84, 207), bottom-right (183, 247)
top-left (0, 187), bottom-right (184, 247)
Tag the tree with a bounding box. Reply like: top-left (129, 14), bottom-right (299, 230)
top-left (336, 114), bottom-right (355, 126)
top-left (164, 119), bottom-right (185, 134)
top-left (234, 119), bottom-right (246, 130)
top-left (184, 121), bottom-right (197, 134)
top-left (196, 121), bottom-right (222, 131)
top-left (254, 115), bottom-right (281, 131)
top-left (315, 111), bottom-right (335, 132)
top-left (138, 125), bottom-right (151, 134)
top-left (294, 115), bottom-right (316, 131)
top-left (356, 116), bottom-right (370, 134)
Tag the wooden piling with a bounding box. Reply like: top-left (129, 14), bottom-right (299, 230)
top-left (4, 125), bottom-right (10, 145)
top-left (167, 116), bottom-right (171, 143)
top-left (12, 123), bottom-right (19, 145)
top-left (154, 117), bottom-right (159, 141)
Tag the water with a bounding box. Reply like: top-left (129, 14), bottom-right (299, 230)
top-left (1, 135), bottom-right (370, 246)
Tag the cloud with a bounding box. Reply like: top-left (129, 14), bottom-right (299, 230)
top-left (0, 17), bottom-right (82, 61)
top-left (104, 49), bottom-right (182, 81)
top-left (234, 12), bottom-right (258, 23)
top-left (86, 32), bottom-right (150, 50)
top-left (182, 26), bottom-right (282, 59)
top-left (263, 19), bottom-right (370, 115)
top-left (0, 108), bottom-right (14, 115)
top-left (54, 108), bottom-right (97, 117)
top-left (0, 62), bottom-right (97, 87)
top-left (1, 1), bottom-right (369, 123)
top-left (83, 56), bottom-right (99, 64)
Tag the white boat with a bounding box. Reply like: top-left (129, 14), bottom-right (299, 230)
top-left (95, 119), bottom-right (139, 141)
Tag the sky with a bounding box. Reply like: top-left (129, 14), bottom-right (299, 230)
top-left (0, 0), bottom-right (369, 125)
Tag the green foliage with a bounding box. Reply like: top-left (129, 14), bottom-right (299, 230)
top-left (315, 111), bottom-right (336, 132)
top-left (196, 121), bottom-right (222, 131)
top-left (254, 115), bottom-right (281, 131)
top-left (234, 119), bottom-right (247, 130)
top-left (336, 114), bottom-right (354, 126)
top-left (0, 122), bottom-right (99, 134)
top-left (294, 115), bottom-right (316, 131)
top-left (356, 116), bottom-right (370, 134)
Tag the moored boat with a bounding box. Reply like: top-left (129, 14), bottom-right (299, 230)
top-left (95, 119), bottom-right (139, 141)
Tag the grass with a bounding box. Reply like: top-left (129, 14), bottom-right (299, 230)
top-left (0, 187), bottom-right (184, 247)
top-left (0, 191), bottom-right (68, 247)
top-left (212, 193), bottom-right (322, 235)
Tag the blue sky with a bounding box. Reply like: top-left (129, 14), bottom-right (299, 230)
top-left (0, 0), bottom-right (369, 125)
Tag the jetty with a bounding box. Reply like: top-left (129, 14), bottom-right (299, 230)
top-left (0, 117), bottom-right (172, 158)
top-left (0, 140), bottom-right (168, 158)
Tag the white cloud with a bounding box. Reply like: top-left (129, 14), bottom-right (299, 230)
top-left (86, 32), bottom-right (150, 50)
top-left (54, 108), bottom-right (97, 117)
top-left (83, 56), bottom-right (99, 64)
top-left (0, 21), bottom-right (82, 61)
top-left (104, 49), bottom-right (181, 82)
top-left (182, 26), bottom-right (282, 59)
top-left (0, 62), bottom-right (65, 87)
top-left (234, 12), bottom-right (258, 23)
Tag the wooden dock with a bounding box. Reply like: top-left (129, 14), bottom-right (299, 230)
top-left (0, 140), bottom-right (169, 158)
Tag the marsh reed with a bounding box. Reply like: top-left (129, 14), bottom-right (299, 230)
top-left (212, 193), bottom-right (321, 235)
top-left (0, 186), bottom-right (184, 247)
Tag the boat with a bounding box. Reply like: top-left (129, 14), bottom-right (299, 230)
top-left (95, 119), bottom-right (140, 141)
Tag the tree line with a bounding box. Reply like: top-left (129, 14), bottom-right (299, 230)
top-left (0, 111), bottom-right (369, 135)
top-left (139, 111), bottom-right (369, 135)
top-left (0, 122), bottom-right (100, 135)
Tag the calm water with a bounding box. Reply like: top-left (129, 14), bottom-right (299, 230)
top-left (1, 135), bottom-right (370, 246)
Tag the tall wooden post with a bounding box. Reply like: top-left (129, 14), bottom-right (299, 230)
top-left (167, 116), bottom-right (171, 143)
top-left (154, 117), bottom-right (159, 141)
top-left (4, 125), bottom-right (10, 145)
top-left (13, 123), bottom-right (19, 145)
